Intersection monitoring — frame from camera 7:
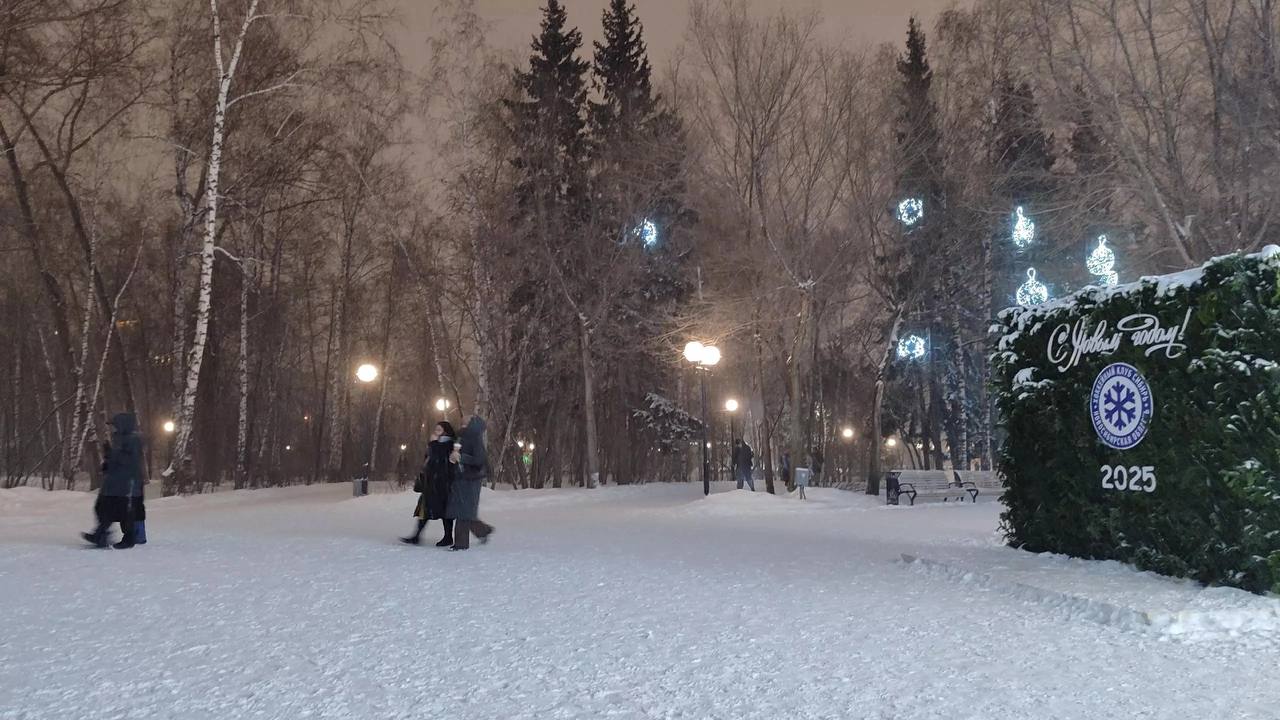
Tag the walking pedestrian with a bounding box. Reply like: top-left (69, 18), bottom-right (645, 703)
top-left (81, 413), bottom-right (143, 549)
top-left (781, 450), bottom-right (793, 492)
top-left (401, 421), bottom-right (456, 547)
top-left (446, 415), bottom-right (494, 551)
top-left (732, 439), bottom-right (755, 491)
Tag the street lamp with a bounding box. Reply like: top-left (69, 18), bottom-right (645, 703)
top-left (841, 427), bottom-right (855, 440)
top-left (435, 397), bottom-right (450, 413)
top-left (355, 363), bottom-right (379, 383)
top-left (683, 340), bottom-right (722, 496)
top-left (162, 420), bottom-right (175, 434)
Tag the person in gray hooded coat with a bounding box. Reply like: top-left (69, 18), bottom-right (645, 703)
top-left (81, 413), bottom-right (143, 549)
top-left (446, 415), bottom-right (494, 550)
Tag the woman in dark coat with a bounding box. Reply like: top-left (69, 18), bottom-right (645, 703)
top-left (400, 421), bottom-right (456, 547)
top-left (446, 415), bottom-right (494, 550)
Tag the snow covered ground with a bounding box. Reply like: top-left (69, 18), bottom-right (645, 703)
top-left (2, 482), bottom-right (1278, 720)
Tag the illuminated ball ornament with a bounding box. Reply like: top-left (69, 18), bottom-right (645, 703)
top-left (896, 334), bottom-right (927, 360)
top-left (896, 197), bottom-right (924, 226)
top-left (1086, 235), bottom-right (1118, 286)
top-left (1016, 267), bottom-right (1050, 307)
top-left (635, 219), bottom-right (658, 246)
top-left (1011, 206), bottom-right (1035, 248)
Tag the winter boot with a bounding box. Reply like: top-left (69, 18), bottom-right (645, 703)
top-left (436, 519), bottom-right (454, 547)
top-left (134, 521), bottom-right (147, 545)
top-left (113, 539), bottom-right (136, 550)
top-left (399, 535), bottom-right (421, 545)
top-left (81, 531), bottom-right (109, 548)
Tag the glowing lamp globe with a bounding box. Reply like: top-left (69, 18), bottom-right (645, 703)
top-left (162, 420), bottom-right (175, 434)
top-left (886, 438), bottom-right (898, 448)
top-left (700, 345), bottom-right (721, 366)
top-left (435, 397), bottom-right (450, 412)
top-left (683, 341), bottom-right (705, 363)
top-left (355, 363), bottom-right (379, 383)
top-left (841, 427), bottom-right (855, 440)
top-left (724, 398), bottom-right (739, 412)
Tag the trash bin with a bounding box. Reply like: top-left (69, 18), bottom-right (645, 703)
top-left (352, 477), bottom-right (369, 497)
top-left (885, 472), bottom-right (900, 505)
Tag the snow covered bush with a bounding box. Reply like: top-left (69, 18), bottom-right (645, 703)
top-left (992, 246), bottom-right (1280, 594)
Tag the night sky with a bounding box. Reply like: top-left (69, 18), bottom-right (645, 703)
top-left (394, 0), bottom-right (960, 70)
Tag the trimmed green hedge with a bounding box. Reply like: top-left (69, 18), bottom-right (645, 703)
top-left (992, 247), bottom-right (1280, 594)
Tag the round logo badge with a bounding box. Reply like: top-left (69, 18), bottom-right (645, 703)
top-left (1090, 363), bottom-right (1154, 450)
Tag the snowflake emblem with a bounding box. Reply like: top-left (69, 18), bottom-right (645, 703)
top-left (1103, 382), bottom-right (1136, 429)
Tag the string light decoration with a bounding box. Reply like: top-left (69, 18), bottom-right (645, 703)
top-left (1011, 206), bottom-right (1036, 248)
top-left (635, 219), bottom-right (658, 246)
top-left (896, 198), bottom-right (924, 226)
top-left (1016, 267), bottom-right (1050, 307)
top-left (1086, 235), bottom-right (1118, 286)
top-left (897, 334), bottom-right (927, 360)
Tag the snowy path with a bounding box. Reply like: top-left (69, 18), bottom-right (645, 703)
top-left (2, 484), bottom-right (1277, 720)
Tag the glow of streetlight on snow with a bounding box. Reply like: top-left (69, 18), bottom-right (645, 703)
top-left (841, 427), bottom-right (855, 440)
top-left (162, 420), bottom-right (175, 434)
top-left (724, 398), bottom-right (739, 412)
top-left (355, 363), bottom-right (379, 383)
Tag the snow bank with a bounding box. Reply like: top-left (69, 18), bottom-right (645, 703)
top-left (903, 552), bottom-right (1280, 641)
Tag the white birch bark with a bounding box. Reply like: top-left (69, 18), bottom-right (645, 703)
top-left (165, 0), bottom-right (262, 485)
top-left (236, 263), bottom-right (250, 488)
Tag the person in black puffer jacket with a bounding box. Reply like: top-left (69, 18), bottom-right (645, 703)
top-left (82, 413), bottom-right (143, 549)
top-left (400, 421), bottom-right (456, 547)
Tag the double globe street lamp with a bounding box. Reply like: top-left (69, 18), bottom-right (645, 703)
top-left (684, 341), bottom-right (721, 496)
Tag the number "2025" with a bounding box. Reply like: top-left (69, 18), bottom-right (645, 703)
top-left (1101, 465), bottom-right (1156, 493)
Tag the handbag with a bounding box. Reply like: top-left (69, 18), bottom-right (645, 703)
top-left (413, 471), bottom-right (425, 493)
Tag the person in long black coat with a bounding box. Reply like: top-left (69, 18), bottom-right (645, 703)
top-left (400, 421), bottom-right (456, 546)
top-left (81, 413), bottom-right (143, 549)
top-left (446, 415), bottom-right (494, 551)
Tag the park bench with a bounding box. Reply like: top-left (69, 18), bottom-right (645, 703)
top-left (886, 470), bottom-right (968, 505)
top-left (953, 470), bottom-right (1003, 501)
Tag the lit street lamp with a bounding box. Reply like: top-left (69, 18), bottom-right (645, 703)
top-left (435, 397), bottom-right (450, 413)
top-left (841, 427), bottom-right (855, 440)
top-left (355, 363), bottom-right (379, 383)
top-left (162, 420), bottom-right (175, 434)
top-left (683, 340), bottom-right (721, 496)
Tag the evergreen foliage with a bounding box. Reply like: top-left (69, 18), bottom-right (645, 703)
top-left (992, 247), bottom-right (1280, 593)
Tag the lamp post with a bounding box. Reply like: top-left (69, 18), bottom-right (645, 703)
top-left (352, 363), bottom-right (379, 496)
top-left (684, 341), bottom-right (721, 496)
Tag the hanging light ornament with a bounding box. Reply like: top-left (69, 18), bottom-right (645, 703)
top-left (896, 197), bottom-right (924, 226)
top-left (1016, 268), bottom-right (1050, 307)
top-left (635, 218), bottom-right (658, 246)
top-left (1011, 206), bottom-right (1036, 248)
top-left (896, 334), bottom-right (927, 360)
top-left (1086, 235), bottom-right (1118, 286)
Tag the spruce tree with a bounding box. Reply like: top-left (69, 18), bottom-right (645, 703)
top-left (895, 17), bottom-right (943, 207)
top-left (507, 0), bottom-right (590, 215)
top-left (590, 0), bottom-right (656, 142)
top-left (991, 72), bottom-right (1056, 205)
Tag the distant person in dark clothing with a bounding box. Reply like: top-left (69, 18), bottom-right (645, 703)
top-left (732, 439), bottom-right (755, 491)
top-left (446, 415), bottom-right (494, 551)
top-left (401, 421), bottom-right (456, 547)
top-left (82, 413), bottom-right (143, 549)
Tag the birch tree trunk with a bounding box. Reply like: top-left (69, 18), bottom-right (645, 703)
top-left (165, 0), bottom-right (262, 491)
top-left (866, 307), bottom-right (905, 495)
top-left (579, 318), bottom-right (600, 488)
top-left (235, 263), bottom-right (250, 489)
